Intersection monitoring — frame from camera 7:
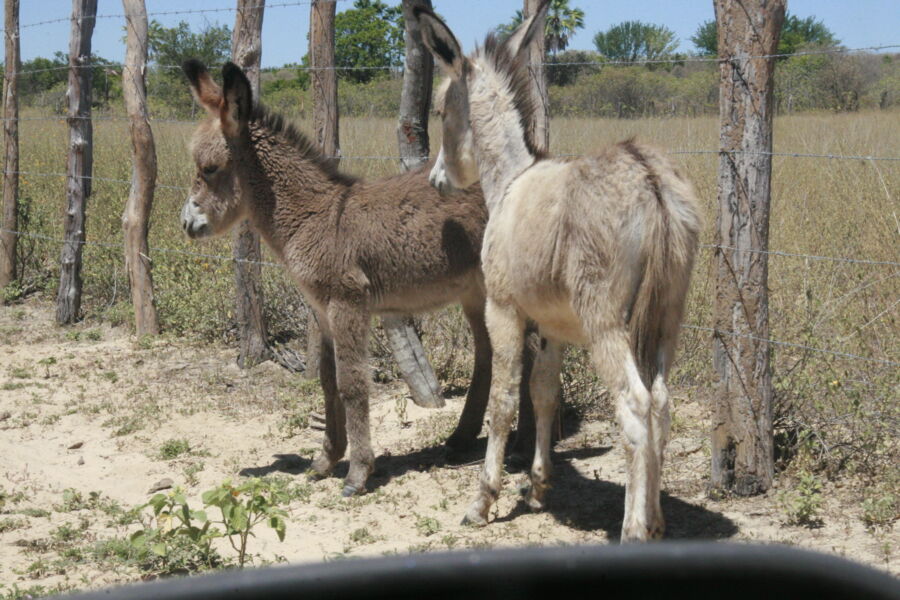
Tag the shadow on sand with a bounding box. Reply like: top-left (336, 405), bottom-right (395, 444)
top-left (240, 438), bottom-right (738, 542)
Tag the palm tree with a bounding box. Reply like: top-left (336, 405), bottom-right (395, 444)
top-left (545, 0), bottom-right (585, 56)
top-left (494, 1), bottom-right (585, 56)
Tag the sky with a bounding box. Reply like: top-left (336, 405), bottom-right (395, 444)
top-left (10, 0), bottom-right (900, 68)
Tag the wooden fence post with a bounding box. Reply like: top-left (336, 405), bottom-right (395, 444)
top-left (121, 0), bottom-right (159, 335)
top-left (711, 0), bottom-right (785, 496)
top-left (382, 0), bottom-right (443, 409)
top-left (231, 0), bottom-right (270, 368)
top-left (304, 0), bottom-right (339, 378)
top-left (57, 0), bottom-right (97, 324)
top-left (523, 0), bottom-right (549, 153)
top-left (1, 0), bottom-right (19, 288)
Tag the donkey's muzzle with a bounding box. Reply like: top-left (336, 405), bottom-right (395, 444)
top-left (181, 198), bottom-right (210, 239)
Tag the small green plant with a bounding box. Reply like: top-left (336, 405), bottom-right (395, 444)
top-left (85, 329), bottom-right (102, 341)
top-left (158, 438), bottom-right (192, 460)
top-left (348, 527), bottom-right (375, 546)
top-left (129, 490), bottom-right (224, 575)
top-left (37, 356), bottom-right (56, 378)
top-left (101, 371), bottom-right (119, 383)
top-left (0, 517), bottom-right (27, 533)
top-left (202, 478), bottom-right (289, 568)
top-left (415, 515), bottom-right (441, 537)
top-left (861, 488), bottom-right (897, 530)
top-left (395, 395), bottom-right (410, 427)
top-left (65, 330), bottom-right (81, 342)
top-left (780, 470), bottom-right (824, 527)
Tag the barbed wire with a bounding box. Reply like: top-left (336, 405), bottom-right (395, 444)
top-left (4, 221), bottom-right (896, 367)
top-left (10, 43), bottom-right (900, 78)
top-left (1, 1), bottom-right (347, 34)
top-left (682, 325), bottom-right (899, 368)
top-left (700, 244), bottom-right (900, 268)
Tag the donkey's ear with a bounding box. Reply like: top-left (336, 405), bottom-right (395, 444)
top-left (505, 0), bottom-right (550, 58)
top-left (220, 62), bottom-right (253, 137)
top-left (183, 59), bottom-right (223, 115)
top-left (412, 7), bottom-right (465, 80)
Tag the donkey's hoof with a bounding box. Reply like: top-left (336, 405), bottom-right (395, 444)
top-left (341, 484), bottom-right (361, 498)
top-left (460, 513), bottom-right (488, 527)
top-left (519, 483), bottom-right (546, 512)
top-left (461, 506), bottom-right (489, 527)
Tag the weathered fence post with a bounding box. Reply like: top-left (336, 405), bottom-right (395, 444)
top-left (231, 0), bottom-right (270, 368)
top-left (523, 0), bottom-right (549, 152)
top-left (57, 0), bottom-right (97, 324)
top-left (1, 0), bottom-right (19, 288)
top-left (711, 0), bottom-right (785, 496)
top-left (121, 0), bottom-right (159, 335)
top-left (383, 0), bottom-right (443, 408)
top-left (304, 0), bottom-right (339, 378)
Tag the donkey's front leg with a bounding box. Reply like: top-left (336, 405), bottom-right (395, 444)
top-left (330, 302), bottom-right (375, 497)
top-left (463, 299), bottom-right (525, 526)
top-left (310, 334), bottom-right (346, 478)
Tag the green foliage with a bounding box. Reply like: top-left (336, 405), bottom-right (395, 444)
top-left (148, 20), bottom-right (232, 69)
top-left (415, 515), bottom-right (441, 537)
top-left (691, 12), bottom-right (838, 58)
top-left (495, 0), bottom-right (585, 56)
top-left (545, 0), bottom-right (585, 56)
top-left (334, 0), bottom-right (404, 84)
top-left (690, 20), bottom-right (717, 56)
top-left (545, 50), bottom-right (602, 86)
top-left (158, 438), bottom-right (192, 460)
top-left (780, 470), bottom-right (824, 527)
top-left (201, 479), bottom-right (289, 567)
top-left (593, 21), bottom-right (679, 67)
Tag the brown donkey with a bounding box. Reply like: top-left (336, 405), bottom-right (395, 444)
top-left (415, 3), bottom-right (701, 541)
top-left (180, 60), bottom-right (500, 497)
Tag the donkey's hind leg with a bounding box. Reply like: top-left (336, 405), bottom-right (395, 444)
top-left (590, 328), bottom-right (659, 542)
top-left (310, 334), bottom-right (347, 479)
top-left (522, 337), bottom-right (563, 511)
top-left (445, 292), bottom-right (493, 452)
top-left (646, 318), bottom-right (680, 536)
top-left (463, 298), bottom-right (525, 526)
top-left (329, 301), bottom-right (375, 497)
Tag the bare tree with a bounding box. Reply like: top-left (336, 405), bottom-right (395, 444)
top-left (304, 0), bottom-right (340, 378)
top-left (121, 0), bottom-right (159, 335)
top-left (711, 0), bottom-right (786, 496)
top-left (1, 0), bottom-right (19, 288)
top-left (523, 0), bottom-right (550, 152)
top-left (231, 0), bottom-right (270, 367)
top-left (57, 0), bottom-right (97, 324)
top-left (385, 0), bottom-right (443, 408)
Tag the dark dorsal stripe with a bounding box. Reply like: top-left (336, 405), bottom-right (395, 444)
top-left (251, 105), bottom-right (358, 187)
top-left (481, 33), bottom-right (547, 160)
top-left (620, 139), bottom-right (663, 207)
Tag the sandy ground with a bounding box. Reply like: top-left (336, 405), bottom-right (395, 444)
top-left (0, 299), bottom-right (896, 594)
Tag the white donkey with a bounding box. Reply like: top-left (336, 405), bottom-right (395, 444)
top-left (414, 2), bottom-right (701, 541)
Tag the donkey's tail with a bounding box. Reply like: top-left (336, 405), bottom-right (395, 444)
top-left (624, 142), bottom-right (702, 384)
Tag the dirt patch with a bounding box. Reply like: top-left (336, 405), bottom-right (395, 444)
top-left (0, 299), bottom-right (895, 595)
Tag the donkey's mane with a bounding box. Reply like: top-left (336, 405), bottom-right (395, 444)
top-left (480, 33), bottom-right (547, 159)
top-left (251, 104), bottom-right (358, 187)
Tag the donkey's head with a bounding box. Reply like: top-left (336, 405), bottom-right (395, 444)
top-left (415, 2), bottom-right (549, 194)
top-left (180, 60), bottom-right (254, 239)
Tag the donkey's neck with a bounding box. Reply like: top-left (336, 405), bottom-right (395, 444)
top-left (468, 67), bottom-right (537, 209)
top-left (235, 122), bottom-right (351, 256)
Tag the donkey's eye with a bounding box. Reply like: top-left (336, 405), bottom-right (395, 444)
top-left (202, 165), bottom-right (219, 177)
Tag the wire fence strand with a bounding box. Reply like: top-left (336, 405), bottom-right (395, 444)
top-left (5, 220), bottom-right (896, 368)
top-left (682, 325), bottom-right (900, 368)
top-left (9, 43), bottom-right (900, 78)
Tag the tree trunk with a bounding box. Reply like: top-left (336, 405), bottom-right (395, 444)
top-left (380, 0), bottom-right (445, 409)
top-left (56, 0), bottom-right (97, 324)
top-left (305, 0), bottom-right (340, 379)
top-left (396, 0), bottom-right (432, 171)
top-left (711, 0), bottom-right (785, 497)
top-left (522, 0), bottom-right (550, 152)
top-left (232, 0), bottom-right (269, 368)
top-left (121, 0), bottom-right (158, 336)
top-left (0, 0), bottom-right (19, 288)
